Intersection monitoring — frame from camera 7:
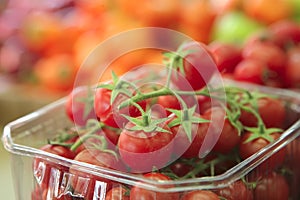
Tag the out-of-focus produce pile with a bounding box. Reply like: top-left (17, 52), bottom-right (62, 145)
top-left (0, 0), bottom-right (300, 94)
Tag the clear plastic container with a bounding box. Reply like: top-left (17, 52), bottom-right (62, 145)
top-left (2, 82), bottom-right (300, 200)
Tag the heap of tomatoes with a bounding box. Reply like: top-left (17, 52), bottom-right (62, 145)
top-left (31, 41), bottom-right (300, 200)
top-left (1, 0), bottom-right (300, 94)
top-left (209, 19), bottom-right (300, 89)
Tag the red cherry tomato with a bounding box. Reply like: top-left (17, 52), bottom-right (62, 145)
top-left (130, 172), bottom-right (179, 200)
top-left (69, 149), bottom-right (123, 200)
top-left (284, 45), bottom-right (300, 88)
top-left (233, 58), bottom-right (268, 85)
top-left (168, 160), bottom-right (193, 177)
top-left (216, 180), bottom-right (253, 200)
top-left (118, 117), bottom-right (174, 172)
top-left (181, 190), bottom-right (220, 200)
top-left (94, 87), bottom-right (146, 128)
top-left (33, 144), bottom-right (76, 196)
top-left (65, 87), bottom-right (97, 126)
top-left (208, 41), bottom-right (242, 73)
top-left (157, 94), bottom-right (197, 115)
top-left (252, 171), bottom-right (289, 200)
top-left (171, 113), bottom-right (210, 158)
top-left (269, 20), bottom-right (300, 48)
top-left (239, 132), bottom-right (286, 171)
top-left (105, 185), bottom-right (129, 200)
top-left (242, 41), bottom-right (287, 75)
top-left (171, 41), bottom-right (217, 91)
top-left (204, 107), bottom-right (240, 154)
top-left (239, 97), bottom-right (286, 128)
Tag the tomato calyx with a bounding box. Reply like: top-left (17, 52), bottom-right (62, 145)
top-left (97, 72), bottom-right (136, 105)
top-left (243, 126), bottom-right (283, 144)
top-left (163, 47), bottom-right (194, 78)
top-left (168, 106), bottom-right (210, 142)
top-left (122, 109), bottom-right (171, 134)
top-left (77, 86), bottom-right (95, 121)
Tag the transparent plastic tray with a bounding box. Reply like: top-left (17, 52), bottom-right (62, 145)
top-left (2, 82), bottom-right (300, 200)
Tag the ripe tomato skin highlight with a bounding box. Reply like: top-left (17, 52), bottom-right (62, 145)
top-left (118, 118), bottom-right (174, 172)
top-left (252, 171), bottom-right (289, 200)
top-left (239, 132), bottom-right (286, 171)
top-left (130, 172), bottom-right (179, 200)
top-left (171, 41), bottom-right (217, 91)
top-left (168, 160), bottom-right (193, 177)
top-left (181, 190), bottom-right (220, 200)
top-left (239, 97), bottom-right (286, 128)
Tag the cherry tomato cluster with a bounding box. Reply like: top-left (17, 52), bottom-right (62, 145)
top-left (1, 0), bottom-right (300, 94)
top-left (31, 41), bottom-right (299, 200)
top-left (209, 19), bottom-right (300, 89)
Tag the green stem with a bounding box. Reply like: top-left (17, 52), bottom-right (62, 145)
top-left (130, 100), bottom-right (149, 126)
top-left (119, 87), bottom-right (172, 109)
top-left (165, 54), bottom-right (178, 88)
top-left (70, 121), bottom-right (103, 151)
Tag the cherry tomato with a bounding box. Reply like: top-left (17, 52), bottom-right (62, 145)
top-left (157, 94), bottom-right (197, 115)
top-left (65, 87), bottom-right (96, 126)
top-left (105, 185), bottom-right (129, 200)
top-left (94, 87), bottom-right (146, 128)
top-left (208, 41), bottom-right (242, 73)
top-left (242, 41), bottom-right (287, 75)
top-left (284, 45), bottom-right (300, 88)
top-left (33, 144), bottom-right (76, 195)
top-left (168, 160), bottom-right (193, 178)
top-left (252, 171), bottom-right (289, 200)
top-left (269, 20), bottom-right (300, 48)
top-left (204, 107), bottom-right (240, 154)
top-left (130, 172), bottom-right (179, 200)
top-left (181, 190), bottom-right (219, 200)
top-left (286, 139), bottom-right (300, 169)
top-left (171, 113), bottom-right (210, 158)
top-left (239, 132), bottom-right (286, 171)
top-left (233, 58), bottom-right (268, 85)
top-left (118, 117), bottom-right (174, 172)
top-left (69, 149), bottom-right (123, 200)
top-left (239, 97), bottom-right (286, 128)
top-left (216, 180), bottom-right (253, 200)
top-left (170, 41), bottom-right (217, 91)
top-left (33, 54), bottom-right (77, 92)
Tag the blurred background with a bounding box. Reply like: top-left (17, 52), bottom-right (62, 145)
top-left (1, 0), bottom-right (300, 199)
